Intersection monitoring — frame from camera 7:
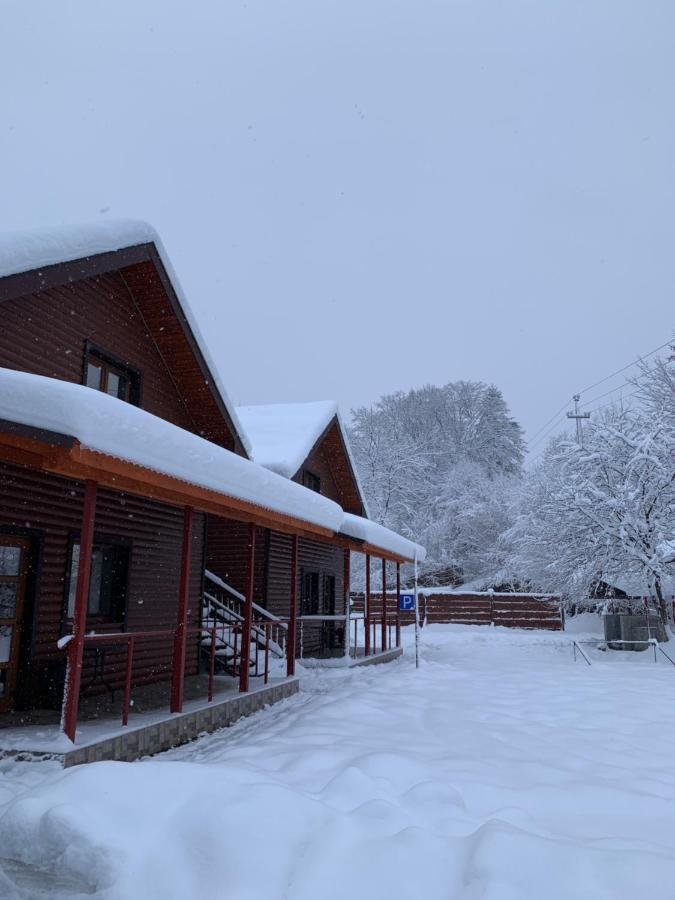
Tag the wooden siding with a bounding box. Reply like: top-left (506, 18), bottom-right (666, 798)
top-left (206, 521), bottom-right (345, 656)
top-left (352, 591), bottom-right (562, 631)
top-left (0, 259), bottom-right (239, 451)
top-left (0, 459), bottom-right (204, 709)
top-left (205, 519), bottom-right (268, 602)
top-left (291, 420), bottom-right (364, 516)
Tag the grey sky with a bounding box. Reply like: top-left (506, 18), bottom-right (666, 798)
top-left (2, 0), bottom-right (673, 455)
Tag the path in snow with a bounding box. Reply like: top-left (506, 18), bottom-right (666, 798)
top-left (1, 624), bottom-right (675, 898)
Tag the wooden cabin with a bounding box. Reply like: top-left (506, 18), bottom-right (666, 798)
top-left (0, 221), bottom-right (424, 752)
top-left (207, 402), bottom-right (368, 657)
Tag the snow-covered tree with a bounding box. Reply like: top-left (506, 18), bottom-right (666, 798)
top-left (349, 381), bottom-right (524, 578)
top-left (506, 356), bottom-right (675, 625)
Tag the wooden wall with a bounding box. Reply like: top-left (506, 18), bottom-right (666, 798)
top-left (352, 591), bottom-right (562, 631)
top-left (0, 460), bottom-right (204, 709)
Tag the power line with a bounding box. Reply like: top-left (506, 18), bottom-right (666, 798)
top-left (574, 339), bottom-right (671, 397)
top-left (579, 366), bottom-right (654, 409)
top-left (526, 338), bottom-right (670, 450)
top-left (527, 400), bottom-right (571, 444)
top-left (527, 412), bottom-right (570, 452)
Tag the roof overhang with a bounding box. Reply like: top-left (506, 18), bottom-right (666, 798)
top-left (0, 424), bottom-right (419, 561)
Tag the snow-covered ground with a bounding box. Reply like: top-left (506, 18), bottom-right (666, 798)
top-left (2, 622), bottom-right (675, 898)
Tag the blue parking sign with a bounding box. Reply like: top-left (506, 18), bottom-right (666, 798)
top-left (399, 592), bottom-right (416, 611)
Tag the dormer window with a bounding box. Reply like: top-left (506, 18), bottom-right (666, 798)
top-left (302, 470), bottom-right (321, 493)
top-left (83, 343), bottom-right (141, 405)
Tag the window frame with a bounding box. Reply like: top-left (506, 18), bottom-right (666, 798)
top-left (301, 570), bottom-right (320, 616)
top-left (302, 469), bottom-right (321, 493)
top-left (82, 341), bottom-right (142, 406)
top-left (63, 532), bottom-right (132, 630)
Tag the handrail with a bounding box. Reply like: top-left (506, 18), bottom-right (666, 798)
top-left (204, 568), bottom-right (245, 602)
top-left (204, 571), bottom-right (287, 629)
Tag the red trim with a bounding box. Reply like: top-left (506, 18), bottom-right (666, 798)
top-left (365, 553), bottom-right (371, 656)
top-left (287, 535), bottom-right (298, 677)
top-left (381, 558), bottom-right (387, 652)
top-left (343, 548), bottom-right (351, 656)
top-left (239, 523), bottom-right (256, 692)
top-left (396, 562), bottom-right (401, 647)
top-left (62, 479), bottom-right (98, 742)
top-left (170, 507), bottom-right (194, 712)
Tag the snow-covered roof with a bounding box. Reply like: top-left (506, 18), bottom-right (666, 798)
top-left (340, 513), bottom-right (426, 563)
top-left (237, 400), bottom-right (370, 516)
top-left (0, 219), bottom-right (251, 457)
top-left (0, 368), bottom-right (342, 532)
top-left (236, 401), bottom-right (338, 479)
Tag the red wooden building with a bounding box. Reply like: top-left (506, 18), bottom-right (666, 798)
top-left (0, 222), bottom-right (424, 754)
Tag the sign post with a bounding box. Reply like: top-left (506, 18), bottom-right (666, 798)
top-left (413, 552), bottom-right (420, 669)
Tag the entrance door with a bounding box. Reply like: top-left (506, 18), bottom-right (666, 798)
top-left (0, 538), bottom-right (29, 711)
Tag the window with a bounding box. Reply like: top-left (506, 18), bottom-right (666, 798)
top-left (322, 575), bottom-right (336, 616)
top-left (83, 345), bottom-right (140, 405)
top-left (67, 539), bottom-right (130, 624)
top-left (302, 470), bottom-right (321, 493)
top-left (301, 571), bottom-right (320, 616)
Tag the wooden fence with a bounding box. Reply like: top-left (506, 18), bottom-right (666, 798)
top-left (350, 591), bottom-right (563, 631)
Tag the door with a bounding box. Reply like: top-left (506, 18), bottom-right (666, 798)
top-left (0, 537), bottom-right (29, 711)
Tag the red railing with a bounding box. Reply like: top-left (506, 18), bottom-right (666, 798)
top-left (68, 615), bottom-right (288, 731)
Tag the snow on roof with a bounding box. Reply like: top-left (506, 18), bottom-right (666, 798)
top-left (236, 401), bottom-right (338, 478)
top-left (236, 400), bottom-right (370, 516)
top-left (340, 513), bottom-right (426, 563)
top-left (0, 368), bottom-right (342, 532)
top-left (0, 219), bottom-right (251, 456)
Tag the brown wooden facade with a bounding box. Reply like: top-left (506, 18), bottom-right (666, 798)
top-left (0, 245), bottom-right (237, 713)
top-left (206, 421), bottom-right (361, 656)
top-left (0, 233), bottom-right (413, 733)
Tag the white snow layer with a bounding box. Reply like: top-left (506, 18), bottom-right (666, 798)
top-left (2, 624), bottom-right (675, 899)
top-left (341, 512), bottom-right (426, 562)
top-left (236, 399), bottom-right (371, 518)
top-left (237, 400), bottom-right (339, 478)
top-left (0, 219), bottom-right (251, 455)
top-left (0, 368), bottom-right (342, 532)
top-left (0, 369), bottom-right (422, 559)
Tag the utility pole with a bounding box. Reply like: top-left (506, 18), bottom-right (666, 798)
top-left (567, 394), bottom-right (590, 445)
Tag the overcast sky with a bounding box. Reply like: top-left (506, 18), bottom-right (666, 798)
top-left (2, 0), bottom-right (673, 456)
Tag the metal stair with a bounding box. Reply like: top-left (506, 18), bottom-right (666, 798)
top-left (201, 570), bottom-right (287, 677)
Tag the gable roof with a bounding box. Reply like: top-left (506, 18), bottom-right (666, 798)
top-left (236, 400), bottom-right (368, 516)
top-left (0, 220), bottom-right (251, 457)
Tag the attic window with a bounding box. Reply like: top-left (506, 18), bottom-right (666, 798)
top-left (302, 470), bottom-right (321, 493)
top-left (83, 343), bottom-right (141, 406)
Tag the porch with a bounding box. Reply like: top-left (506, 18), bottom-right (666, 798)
top-left (0, 673), bottom-right (298, 766)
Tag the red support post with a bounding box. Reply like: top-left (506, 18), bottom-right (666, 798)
top-left (264, 623), bottom-right (270, 685)
top-left (343, 549), bottom-right (351, 657)
top-left (239, 523), bottom-right (256, 692)
top-left (62, 479), bottom-right (98, 743)
top-left (287, 534), bottom-right (298, 677)
top-left (396, 562), bottom-right (401, 647)
top-left (170, 506), bottom-right (194, 713)
top-left (208, 626), bottom-right (216, 702)
top-left (381, 558), bottom-right (387, 652)
top-left (365, 553), bottom-right (371, 656)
